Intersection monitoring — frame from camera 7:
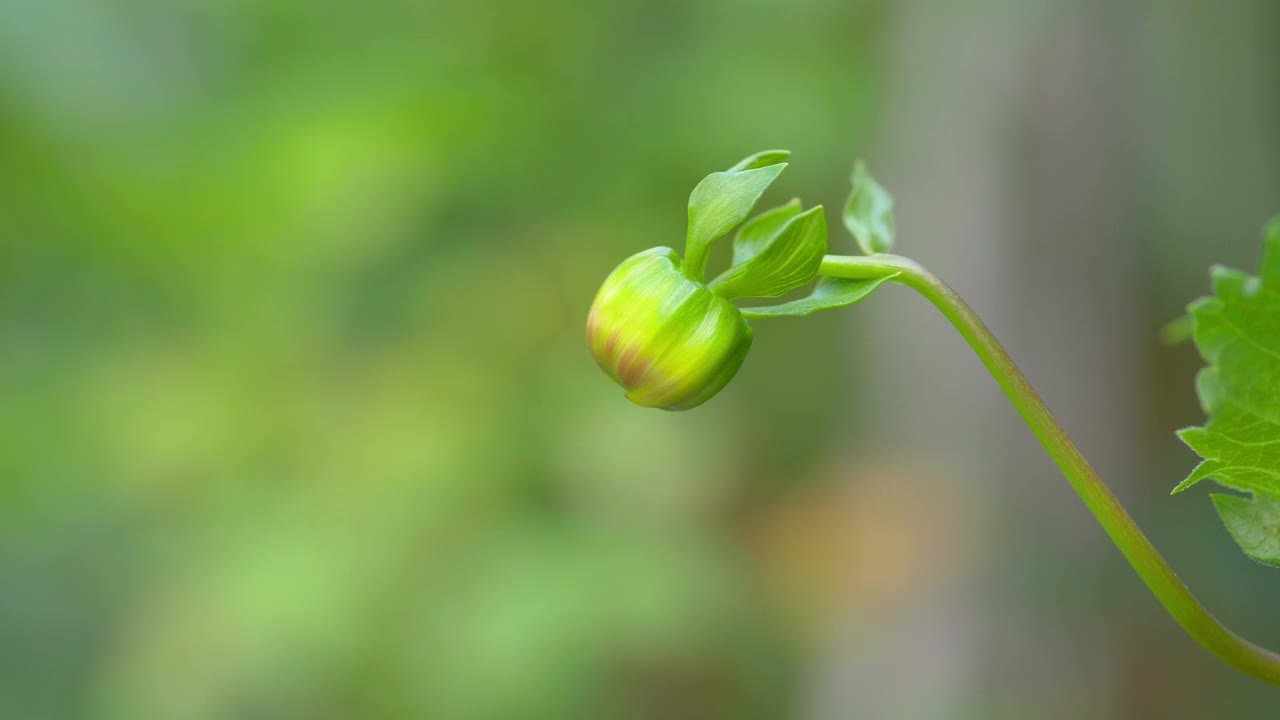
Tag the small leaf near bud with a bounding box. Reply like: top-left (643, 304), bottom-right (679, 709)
top-left (843, 160), bottom-right (896, 255)
top-left (587, 247), bottom-right (754, 411)
top-left (709, 205), bottom-right (828, 300)
top-left (731, 199), bottom-right (803, 267)
top-left (683, 151), bottom-right (790, 281)
top-left (740, 274), bottom-right (899, 319)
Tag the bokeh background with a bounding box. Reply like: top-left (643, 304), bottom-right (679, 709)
top-left (2, 0), bottom-right (1279, 718)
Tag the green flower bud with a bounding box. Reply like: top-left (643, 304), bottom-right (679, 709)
top-left (587, 247), bottom-right (754, 411)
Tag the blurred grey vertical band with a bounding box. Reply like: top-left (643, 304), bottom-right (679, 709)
top-left (804, 1), bottom-right (1145, 716)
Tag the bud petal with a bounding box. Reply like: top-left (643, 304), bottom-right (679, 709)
top-left (587, 247), bottom-right (754, 410)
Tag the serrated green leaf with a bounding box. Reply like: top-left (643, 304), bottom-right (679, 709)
top-left (708, 206), bottom-right (828, 300)
top-left (843, 160), bottom-right (895, 255)
top-left (731, 199), bottom-right (803, 267)
top-left (1211, 493), bottom-right (1280, 567)
top-left (684, 156), bottom-right (788, 281)
top-left (1175, 218), bottom-right (1280, 563)
top-left (1172, 406), bottom-right (1280, 495)
top-left (739, 273), bottom-right (898, 319)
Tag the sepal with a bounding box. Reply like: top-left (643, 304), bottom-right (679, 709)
top-left (740, 274), bottom-right (898, 319)
top-left (683, 151), bottom-right (789, 280)
top-left (709, 205), bottom-right (828, 300)
top-left (843, 160), bottom-right (896, 255)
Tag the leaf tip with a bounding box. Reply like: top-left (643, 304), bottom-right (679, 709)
top-left (730, 150), bottom-right (791, 172)
top-left (843, 160), bottom-right (896, 255)
top-left (1208, 492), bottom-right (1241, 509)
top-left (1264, 213), bottom-right (1280, 241)
top-left (1159, 314), bottom-right (1194, 346)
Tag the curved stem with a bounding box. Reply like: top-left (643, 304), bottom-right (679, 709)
top-left (820, 252), bottom-right (1280, 685)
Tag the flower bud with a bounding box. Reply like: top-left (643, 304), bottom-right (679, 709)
top-left (587, 247), bottom-right (754, 410)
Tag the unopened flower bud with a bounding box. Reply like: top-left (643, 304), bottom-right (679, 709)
top-left (587, 247), bottom-right (754, 410)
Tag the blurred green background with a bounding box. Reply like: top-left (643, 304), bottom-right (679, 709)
top-left (2, 1), bottom-right (1279, 718)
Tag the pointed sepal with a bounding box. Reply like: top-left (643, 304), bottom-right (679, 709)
top-left (709, 205), bottom-right (828, 300)
top-left (843, 160), bottom-right (896, 255)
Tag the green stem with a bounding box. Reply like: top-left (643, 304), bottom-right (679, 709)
top-left (682, 244), bottom-right (710, 283)
top-left (820, 252), bottom-right (1280, 685)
